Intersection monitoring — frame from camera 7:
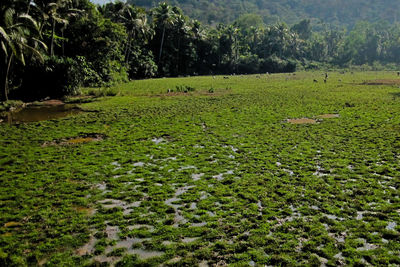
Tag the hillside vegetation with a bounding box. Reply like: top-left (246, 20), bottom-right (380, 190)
top-left (128, 0), bottom-right (400, 26)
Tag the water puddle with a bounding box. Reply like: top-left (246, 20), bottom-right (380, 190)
top-left (167, 257), bottom-right (182, 264)
top-left (127, 249), bottom-right (164, 260)
top-left (191, 222), bottom-right (207, 227)
top-left (94, 182), bottom-right (107, 191)
top-left (324, 214), bottom-right (345, 221)
top-left (182, 237), bottom-right (199, 243)
top-left (179, 165), bottom-right (197, 171)
top-left (173, 212), bottom-right (188, 227)
top-left (152, 136), bottom-right (172, 144)
top-left (165, 196), bottom-right (182, 209)
top-left (356, 239), bottom-right (379, 251)
top-left (213, 170), bottom-right (234, 181)
top-left (287, 118), bottom-right (317, 124)
top-left (127, 225), bottom-right (155, 232)
top-left (133, 162), bottom-right (145, 167)
top-left (106, 226), bottom-right (120, 240)
top-left (192, 173), bottom-right (204, 181)
top-left (98, 199), bottom-right (141, 215)
top-left (112, 238), bottom-right (149, 251)
top-left (76, 235), bottom-right (97, 256)
top-left (386, 222), bottom-right (397, 230)
top-left (2, 104), bottom-right (81, 123)
top-left (356, 211), bottom-right (365, 220)
top-left (175, 185), bottom-right (195, 196)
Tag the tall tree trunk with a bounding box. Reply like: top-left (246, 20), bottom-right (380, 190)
top-left (50, 18), bottom-right (56, 57)
top-left (4, 54), bottom-right (14, 101)
top-left (176, 36), bottom-right (180, 75)
top-left (61, 28), bottom-right (65, 56)
top-left (125, 32), bottom-right (133, 66)
top-left (159, 25), bottom-right (166, 62)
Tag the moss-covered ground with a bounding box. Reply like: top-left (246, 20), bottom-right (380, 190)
top-left (1, 71), bottom-right (399, 266)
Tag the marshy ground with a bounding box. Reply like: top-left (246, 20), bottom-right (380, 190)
top-left (0, 71), bottom-right (399, 266)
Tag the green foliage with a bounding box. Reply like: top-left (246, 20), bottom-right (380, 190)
top-left (128, 0), bottom-right (400, 28)
top-left (15, 56), bottom-right (81, 100)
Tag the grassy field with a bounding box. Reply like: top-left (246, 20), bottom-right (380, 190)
top-left (1, 71), bottom-right (400, 266)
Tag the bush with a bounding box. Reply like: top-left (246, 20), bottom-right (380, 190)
top-left (15, 56), bottom-right (82, 100)
top-left (237, 54), bottom-right (261, 74)
top-left (127, 47), bottom-right (158, 79)
top-left (260, 55), bottom-right (297, 73)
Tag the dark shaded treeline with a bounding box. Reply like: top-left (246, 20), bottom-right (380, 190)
top-left (1, 0), bottom-right (400, 100)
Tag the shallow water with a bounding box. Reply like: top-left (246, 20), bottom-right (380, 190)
top-left (127, 249), bottom-right (164, 259)
top-left (2, 104), bottom-right (81, 123)
top-left (386, 221), bottom-right (397, 230)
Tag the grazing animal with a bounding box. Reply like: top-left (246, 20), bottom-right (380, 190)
top-left (223, 76), bottom-right (229, 79)
top-left (397, 71), bottom-right (400, 76)
top-left (313, 79), bottom-right (318, 83)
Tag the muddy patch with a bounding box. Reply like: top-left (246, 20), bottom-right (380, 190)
top-left (287, 118), bottom-right (317, 124)
top-left (73, 206), bottom-right (96, 216)
top-left (363, 79), bottom-right (400, 85)
top-left (1, 104), bottom-right (82, 123)
top-left (317, 114), bottom-right (340, 119)
top-left (4, 221), bottom-right (22, 228)
top-left (42, 133), bottom-right (106, 146)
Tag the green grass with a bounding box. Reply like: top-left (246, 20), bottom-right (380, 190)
top-left (1, 71), bottom-right (400, 266)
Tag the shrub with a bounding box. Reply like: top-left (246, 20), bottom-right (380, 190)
top-left (260, 55), bottom-right (297, 73)
top-left (15, 56), bottom-right (82, 100)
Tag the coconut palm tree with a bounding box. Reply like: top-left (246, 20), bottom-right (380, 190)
top-left (152, 2), bottom-right (176, 63)
top-left (33, 0), bottom-right (80, 56)
top-left (0, 1), bottom-right (46, 100)
top-left (117, 4), bottom-right (153, 65)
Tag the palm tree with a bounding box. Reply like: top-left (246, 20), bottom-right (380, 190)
top-left (117, 4), bottom-right (153, 65)
top-left (0, 2), bottom-right (46, 100)
top-left (33, 0), bottom-right (80, 57)
top-left (152, 2), bottom-right (176, 63)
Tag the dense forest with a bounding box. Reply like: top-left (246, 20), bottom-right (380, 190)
top-left (1, 0), bottom-right (400, 101)
top-left (128, 0), bottom-right (400, 26)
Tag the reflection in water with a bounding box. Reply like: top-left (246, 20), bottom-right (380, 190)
top-left (3, 104), bottom-right (81, 123)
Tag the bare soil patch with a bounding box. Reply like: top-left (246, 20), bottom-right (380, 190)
top-left (42, 133), bottom-right (106, 147)
top-left (287, 118), bottom-right (317, 124)
top-left (317, 114), bottom-right (340, 119)
top-left (363, 79), bottom-right (400, 85)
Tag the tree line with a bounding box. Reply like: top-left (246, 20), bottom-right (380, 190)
top-left (129, 0), bottom-right (400, 27)
top-left (1, 0), bottom-right (400, 101)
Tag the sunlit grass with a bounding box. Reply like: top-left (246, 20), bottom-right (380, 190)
top-left (1, 71), bottom-right (399, 266)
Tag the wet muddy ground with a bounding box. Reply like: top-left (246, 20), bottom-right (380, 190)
top-left (1, 72), bottom-right (399, 266)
